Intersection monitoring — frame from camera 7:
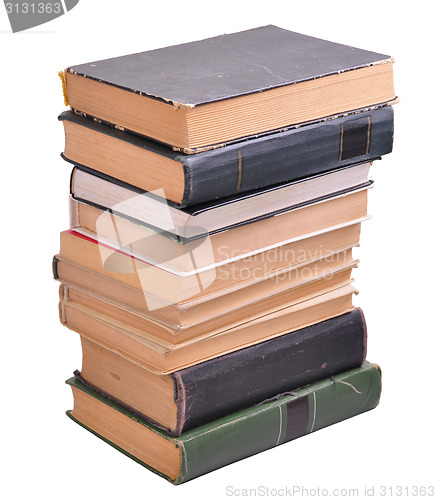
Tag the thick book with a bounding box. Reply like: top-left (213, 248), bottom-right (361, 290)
top-left (60, 106), bottom-right (392, 207)
top-left (69, 161), bottom-right (372, 239)
top-left (59, 282), bottom-right (357, 374)
top-left (62, 25), bottom-right (396, 151)
top-left (74, 307), bottom-right (367, 435)
top-left (66, 361), bottom-right (382, 484)
top-left (53, 222), bottom-right (361, 326)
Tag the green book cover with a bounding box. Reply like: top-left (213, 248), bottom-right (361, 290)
top-left (66, 361), bottom-right (381, 484)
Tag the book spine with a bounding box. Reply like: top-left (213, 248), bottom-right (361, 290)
top-left (175, 308), bottom-right (367, 434)
top-left (178, 362), bottom-right (381, 483)
top-left (181, 106), bottom-right (393, 207)
top-left (52, 255), bottom-right (59, 280)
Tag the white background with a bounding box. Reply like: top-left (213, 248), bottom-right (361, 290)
top-left (1, 1), bottom-right (435, 498)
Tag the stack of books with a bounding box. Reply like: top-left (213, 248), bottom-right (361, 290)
top-left (53, 26), bottom-right (396, 484)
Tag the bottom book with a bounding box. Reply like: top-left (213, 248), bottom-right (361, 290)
top-left (66, 361), bottom-right (381, 484)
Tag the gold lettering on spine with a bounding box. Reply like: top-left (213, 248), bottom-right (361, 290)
top-left (236, 151), bottom-right (243, 191)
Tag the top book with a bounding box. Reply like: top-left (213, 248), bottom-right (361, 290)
top-left (63, 25), bottom-right (396, 152)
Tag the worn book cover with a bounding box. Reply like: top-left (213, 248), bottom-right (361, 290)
top-left (59, 106), bottom-right (393, 207)
top-left (66, 361), bottom-right (382, 484)
top-left (74, 308), bottom-right (367, 435)
top-left (62, 25), bottom-right (396, 150)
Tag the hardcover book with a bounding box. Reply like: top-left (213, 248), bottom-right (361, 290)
top-left (67, 186), bottom-right (369, 276)
top-left (62, 25), bottom-right (396, 151)
top-left (60, 106), bottom-right (392, 207)
top-left (74, 308), bottom-right (368, 435)
top-left (69, 161), bottom-right (372, 240)
top-left (57, 216), bottom-right (365, 304)
top-left (53, 222), bottom-right (362, 315)
top-left (53, 224), bottom-right (360, 328)
top-left (58, 248), bottom-right (356, 343)
top-left (66, 361), bottom-right (382, 483)
top-left (59, 282), bottom-right (357, 374)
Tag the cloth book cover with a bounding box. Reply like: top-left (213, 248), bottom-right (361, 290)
top-left (74, 308), bottom-right (367, 435)
top-left (66, 361), bottom-right (382, 484)
top-left (62, 25), bottom-right (396, 150)
top-left (60, 105), bottom-right (393, 208)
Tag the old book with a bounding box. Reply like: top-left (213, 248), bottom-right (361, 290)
top-left (63, 25), bottom-right (396, 151)
top-left (58, 248), bottom-right (356, 343)
top-left (53, 222), bottom-right (362, 318)
top-left (70, 161), bottom-right (372, 239)
top-left (59, 269), bottom-right (354, 344)
top-left (66, 361), bottom-right (381, 483)
top-left (59, 106), bottom-right (392, 207)
top-left (73, 308), bottom-right (367, 435)
top-left (66, 187), bottom-right (369, 276)
top-left (57, 215), bottom-right (365, 304)
top-left (59, 282), bottom-right (357, 374)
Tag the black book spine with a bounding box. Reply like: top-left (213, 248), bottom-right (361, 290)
top-left (174, 308), bottom-right (367, 434)
top-left (52, 255), bottom-right (59, 280)
top-left (181, 106), bottom-right (393, 206)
